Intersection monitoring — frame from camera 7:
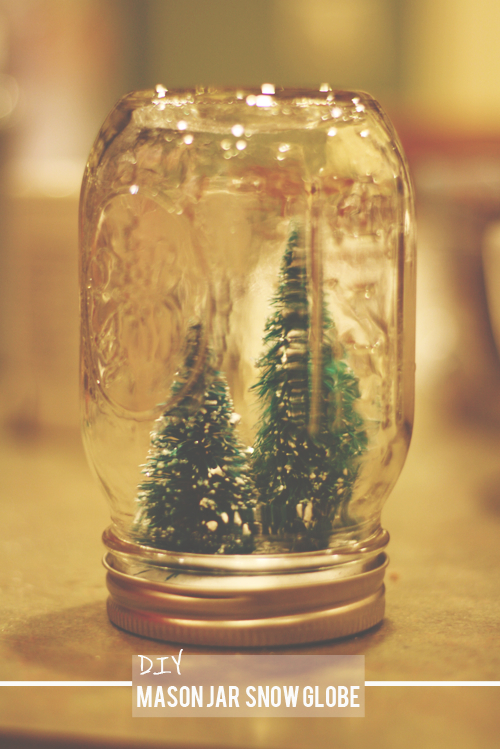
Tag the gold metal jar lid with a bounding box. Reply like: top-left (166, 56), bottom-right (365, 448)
top-left (104, 547), bottom-right (388, 647)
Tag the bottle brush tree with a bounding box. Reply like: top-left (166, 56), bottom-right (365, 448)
top-left (252, 229), bottom-right (367, 549)
top-left (132, 325), bottom-right (257, 554)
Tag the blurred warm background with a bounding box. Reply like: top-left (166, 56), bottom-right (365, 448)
top-left (1, 2), bottom-right (500, 749)
top-left (2, 0), bottom-right (500, 433)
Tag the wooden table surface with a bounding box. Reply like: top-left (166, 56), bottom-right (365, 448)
top-left (1, 392), bottom-right (499, 749)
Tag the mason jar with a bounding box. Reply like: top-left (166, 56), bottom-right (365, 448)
top-left (79, 85), bottom-right (415, 646)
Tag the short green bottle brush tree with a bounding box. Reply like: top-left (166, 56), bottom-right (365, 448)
top-left (252, 229), bottom-right (367, 550)
top-left (132, 325), bottom-right (257, 554)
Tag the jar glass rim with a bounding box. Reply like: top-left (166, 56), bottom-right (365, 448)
top-left (116, 86), bottom-right (383, 136)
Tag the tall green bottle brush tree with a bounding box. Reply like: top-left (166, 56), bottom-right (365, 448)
top-left (132, 325), bottom-right (257, 555)
top-left (252, 229), bottom-right (367, 550)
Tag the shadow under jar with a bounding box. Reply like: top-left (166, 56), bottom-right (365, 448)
top-left (79, 86), bottom-right (415, 646)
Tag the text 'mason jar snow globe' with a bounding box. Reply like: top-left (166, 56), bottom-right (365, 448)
top-left (80, 84), bottom-right (415, 647)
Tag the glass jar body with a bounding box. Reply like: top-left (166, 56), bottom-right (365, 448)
top-left (80, 87), bottom-right (415, 643)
